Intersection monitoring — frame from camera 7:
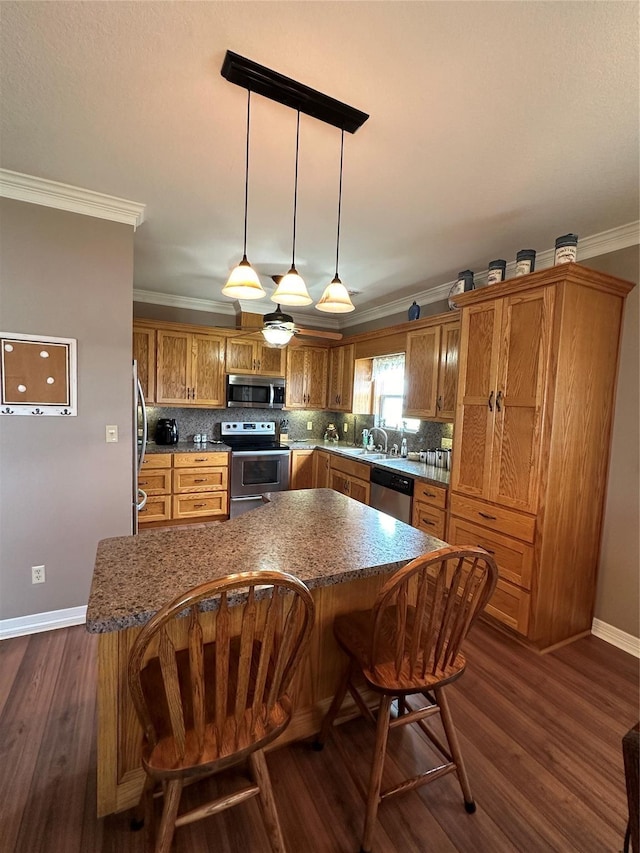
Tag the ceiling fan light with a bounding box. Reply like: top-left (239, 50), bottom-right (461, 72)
top-left (315, 275), bottom-right (355, 313)
top-left (222, 256), bottom-right (266, 299)
top-left (262, 326), bottom-right (295, 347)
top-left (271, 266), bottom-right (312, 306)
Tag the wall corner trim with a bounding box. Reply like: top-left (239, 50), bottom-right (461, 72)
top-left (592, 618), bottom-right (640, 658)
top-left (0, 169), bottom-right (146, 229)
top-left (0, 605), bottom-right (87, 640)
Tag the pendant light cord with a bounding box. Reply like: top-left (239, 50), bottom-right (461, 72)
top-left (242, 89), bottom-right (251, 259)
top-left (291, 110), bottom-right (300, 268)
top-left (335, 128), bottom-right (344, 277)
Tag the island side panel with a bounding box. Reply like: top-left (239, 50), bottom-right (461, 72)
top-left (95, 571), bottom-right (388, 817)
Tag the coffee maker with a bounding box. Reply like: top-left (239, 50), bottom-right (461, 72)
top-left (155, 418), bottom-right (178, 445)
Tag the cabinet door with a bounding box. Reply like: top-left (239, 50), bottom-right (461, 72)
top-left (404, 327), bottom-right (441, 418)
top-left (133, 325), bottom-right (156, 403)
top-left (290, 450), bottom-right (315, 489)
top-left (347, 475), bottom-right (370, 505)
top-left (314, 450), bottom-right (331, 488)
top-left (436, 321), bottom-right (460, 420)
top-left (329, 470), bottom-right (349, 496)
top-left (226, 338), bottom-right (257, 374)
top-left (450, 303), bottom-right (502, 499)
top-left (256, 342), bottom-right (286, 377)
top-left (156, 330), bottom-right (191, 404)
top-left (286, 348), bottom-right (307, 408)
top-left (192, 333), bottom-right (225, 407)
top-left (305, 347), bottom-right (328, 409)
top-left (489, 288), bottom-right (553, 513)
top-left (328, 344), bottom-right (355, 412)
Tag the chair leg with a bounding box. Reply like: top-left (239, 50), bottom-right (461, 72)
top-left (155, 779), bottom-right (182, 853)
top-left (314, 659), bottom-right (354, 749)
top-left (361, 694), bottom-right (393, 853)
top-left (435, 686), bottom-right (475, 812)
top-left (249, 749), bottom-right (288, 853)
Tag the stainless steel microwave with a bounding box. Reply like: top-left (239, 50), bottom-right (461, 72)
top-left (226, 374), bottom-right (286, 409)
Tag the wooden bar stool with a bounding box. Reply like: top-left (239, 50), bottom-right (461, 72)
top-left (315, 545), bottom-right (498, 853)
top-left (127, 570), bottom-right (315, 853)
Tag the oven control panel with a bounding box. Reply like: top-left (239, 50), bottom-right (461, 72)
top-left (222, 421), bottom-right (276, 436)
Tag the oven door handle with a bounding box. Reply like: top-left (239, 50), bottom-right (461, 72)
top-left (231, 495), bottom-right (267, 502)
top-left (231, 450), bottom-right (291, 457)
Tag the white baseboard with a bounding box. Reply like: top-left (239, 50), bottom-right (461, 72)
top-left (0, 605), bottom-right (87, 640)
top-left (592, 618), bottom-right (640, 658)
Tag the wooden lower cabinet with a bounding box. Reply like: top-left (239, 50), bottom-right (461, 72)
top-left (412, 480), bottom-right (448, 540)
top-left (139, 451), bottom-right (229, 525)
top-left (314, 450), bottom-right (331, 488)
top-left (290, 449), bottom-right (315, 489)
top-left (329, 456), bottom-right (370, 505)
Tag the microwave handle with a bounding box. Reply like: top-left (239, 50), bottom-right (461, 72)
top-left (269, 383), bottom-right (275, 408)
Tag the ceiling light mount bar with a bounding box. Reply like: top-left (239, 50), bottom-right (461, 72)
top-left (221, 51), bottom-right (369, 133)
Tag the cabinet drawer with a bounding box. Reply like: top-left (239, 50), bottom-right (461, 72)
top-left (412, 502), bottom-right (446, 539)
top-left (172, 493), bottom-right (228, 519)
top-left (447, 516), bottom-right (533, 590)
top-left (138, 469), bottom-right (171, 496)
top-left (141, 453), bottom-right (172, 470)
top-left (414, 481), bottom-right (447, 509)
top-left (483, 577), bottom-right (530, 636)
top-left (138, 495), bottom-right (172, 523)
top-left (450, 493), bottom-right (535, 543)
top-left (329, 456), bottom-right (370, 481)
top-left (173, 452), bottom-right (229, 468)
top-left (173, 467), bottom-right (228, 493)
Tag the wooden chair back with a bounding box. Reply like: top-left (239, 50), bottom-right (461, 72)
top-left (128, 571), bottom-right (315, 768)
top-left (370, 546), bottom-right (498, 685)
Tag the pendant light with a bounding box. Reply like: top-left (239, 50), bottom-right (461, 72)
top-left (222, 89), bottom-right (265, 299)
top-left (271, 111), bottom-right (312, 307)
top-left (316, 129), bottom-right (355, 313)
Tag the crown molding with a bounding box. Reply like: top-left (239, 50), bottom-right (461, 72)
top-left (133, 289), bottom-right (236, 315)
top-left (0, 169), bottom-right (146, 229)
top-left (341, 220), bottom-right (640, 328)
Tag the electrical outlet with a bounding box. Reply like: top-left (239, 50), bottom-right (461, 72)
top-left (441, 437), bottom-right (453, 449)
top-left (307, 421), bottom-right (313, 430)
top-left (343, 423), bottom-right (348, 432)
top-left (32, 565), bottom-right (45, 584)
top-left (106, 425), bottom-right (118, 443)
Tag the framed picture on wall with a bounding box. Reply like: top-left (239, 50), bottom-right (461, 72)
top-left (0, 331), bottom-right (77, 416)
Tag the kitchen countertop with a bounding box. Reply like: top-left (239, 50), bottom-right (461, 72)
top-left (144, 441), bottom-right (231, 454)
top-left (86, 488), bottom-right (444, 634)
top-left (287, 441), bottom-right (450, 486)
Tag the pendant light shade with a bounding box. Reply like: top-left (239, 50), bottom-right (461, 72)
top-left (316, 129), bottom-right (355, 313)
top-left (316, 274), bottom-right (354, 313)
top-left (222, 90), bottom-right (265, 300)
top-left (272, 111), bottom-right (312, 307)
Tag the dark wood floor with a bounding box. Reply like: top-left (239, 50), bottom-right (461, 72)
top-left (0, 620), bottom-right (637, 852)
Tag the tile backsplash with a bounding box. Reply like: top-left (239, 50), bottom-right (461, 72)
top-left (146, 406), bottom-right (452, 451)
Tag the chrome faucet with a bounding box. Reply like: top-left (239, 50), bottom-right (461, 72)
top-left (369, 426), bottom-right (388, 453)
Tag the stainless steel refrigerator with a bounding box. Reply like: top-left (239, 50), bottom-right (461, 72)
top-left (132, 361), bottom-right (148, 533)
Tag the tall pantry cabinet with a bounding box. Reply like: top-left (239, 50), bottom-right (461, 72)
top-left (449, 264), bottom-right (634, 651)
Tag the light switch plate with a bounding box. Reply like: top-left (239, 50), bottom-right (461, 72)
top-left (106, 425), bottom-right (119, 443)
top-left (441, 437), bottom-right (453, 449)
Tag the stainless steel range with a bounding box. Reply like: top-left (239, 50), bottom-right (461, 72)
top-left (222, 421), bottom-right (291, 518)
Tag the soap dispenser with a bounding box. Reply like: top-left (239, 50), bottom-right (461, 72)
top-left (400, 438), bottom-right (408, 458)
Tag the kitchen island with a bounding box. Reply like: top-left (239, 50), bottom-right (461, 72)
top-left (87, 489), bottom-right (445, 816)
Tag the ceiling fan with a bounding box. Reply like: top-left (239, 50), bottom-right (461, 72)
top-left (229, 276), bottom-right (344, 348)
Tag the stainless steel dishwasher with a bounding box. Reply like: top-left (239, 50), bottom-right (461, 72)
top-left (369, 467), bottom-right (414, 523)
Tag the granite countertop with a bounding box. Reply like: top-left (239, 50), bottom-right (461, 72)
top-left (144, 441), bottom-right (231, 454)
top-left (287, 441), bottom-right (450, 486)
top-left (86, 489), bottom-right (445, 634)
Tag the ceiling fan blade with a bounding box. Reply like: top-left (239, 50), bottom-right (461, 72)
top-left (295, 327), bottom-right (343, 341)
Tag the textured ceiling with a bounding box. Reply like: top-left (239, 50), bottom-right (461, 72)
top-left (1, 1), bottom-right (638, 324)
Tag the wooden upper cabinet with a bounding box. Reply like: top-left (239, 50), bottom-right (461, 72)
top-left (156, 329), bottom-right (225, 407)
top-left (451, 288), bottom-right (552, 514)
top-left (404, 326), bottom-right (441, 418)
top-left (436, 321), bottom-right (460, 419)
top-left (133, 324), bottom-right (155, 402)
top-left (286, 346), bottom-right (328, 410)
top-left (404, 320), bottom-right (460, 421)
top-left (327, 344), bottom-right (355, 412)
top-left (226, 337), bottom-right (286, 377)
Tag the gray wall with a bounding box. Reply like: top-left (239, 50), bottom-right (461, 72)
top-left (588, 246), bottom-right (639, 637)
top-left (0, 199), bottom-right (134, 620)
